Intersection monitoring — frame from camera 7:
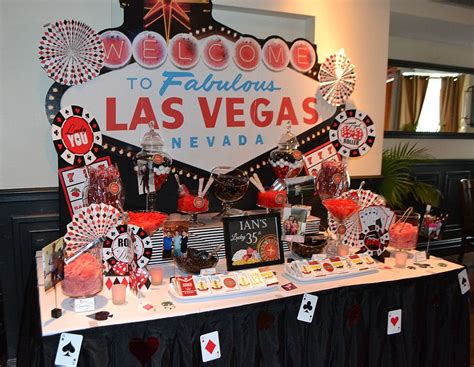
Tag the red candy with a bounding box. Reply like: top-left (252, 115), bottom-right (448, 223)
top-left (128, 211), bottom-right (168, 235)
top-left (62, 252), bottom-right (103, 298)
top-left (257, 190), bottom-right (287, 209)
top-left (316, 160), bottom-right (349, 200)
top-left (389, 222), bottom-right (418, 250)
top-left (177, 193), bottom-right (209, 214)
top-left (323, 198), bottom-right (359, 222)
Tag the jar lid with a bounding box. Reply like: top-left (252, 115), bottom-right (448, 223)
top-left (277, 122), bottom-right (299, 150)
top-left (140, 121), bottom-right (164, 152)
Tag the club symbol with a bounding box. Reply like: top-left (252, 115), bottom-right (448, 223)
top-left (303, 301), bottom-right (313, 313)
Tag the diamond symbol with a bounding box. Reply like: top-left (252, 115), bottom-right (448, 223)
top-left (205, 340), bottom-right (216, 354)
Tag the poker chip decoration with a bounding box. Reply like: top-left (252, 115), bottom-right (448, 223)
top-left (38, 19), bottom-right (104, 86)
top-left (103, 224), bottom-right (153, 268)
top-left (64, 203), bottom-right (122, 257)
top-left (318, 49), bottom-right (356, 106)
top-left (329, 109), bottom-right (376, 158)
top-left (52, 105), bottom-right (102, 166)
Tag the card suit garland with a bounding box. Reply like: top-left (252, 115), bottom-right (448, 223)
top-left (129, 337), bottom-right (160, 366)
top-left (38, 19), bottom-right (104, 86)
top-left (319, 49), bottom-right (356, 106)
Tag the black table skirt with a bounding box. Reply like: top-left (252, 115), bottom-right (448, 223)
top-left (18, 266), bottom-right (470, 367)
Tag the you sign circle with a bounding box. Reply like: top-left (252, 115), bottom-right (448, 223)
top-left (52, 105), bottom-right (102, 166)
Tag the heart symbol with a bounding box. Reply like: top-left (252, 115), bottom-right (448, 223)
top-left (57, 143), bottom-right (63, 150)
top-left (129, 337), bottom-right (159, 366)
top-left (93, 147), bottom-right (99, 153)
top-left (74, 107), bottom-right (81, 114)
top-left (390, 316), bottom-right (399, 326)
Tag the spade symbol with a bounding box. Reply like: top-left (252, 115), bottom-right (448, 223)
top-left (462, 277), bottom-right (467, 287)
top-left (303, 301), bottom-right (313, 313)
top-left (62, 341), bottom-right (75, 356)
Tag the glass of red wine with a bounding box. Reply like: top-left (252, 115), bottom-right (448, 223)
top-left (211, 166), bottom-right (249, 218)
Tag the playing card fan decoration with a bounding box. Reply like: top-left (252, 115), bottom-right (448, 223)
top-left (328, 190), bottom-right (386, 247)
top-left (318, 49), bottom-right (356, 106)
top-left (64, 203), bottom-right (122, 261)
top-left (38, 19), bottom-right (104, 86)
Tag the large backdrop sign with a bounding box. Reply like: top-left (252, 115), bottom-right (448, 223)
top-left (39, 0), bottom-right (372, 222)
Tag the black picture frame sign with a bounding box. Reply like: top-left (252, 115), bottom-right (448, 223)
top-left (223, 213), bottom-right (284, 271)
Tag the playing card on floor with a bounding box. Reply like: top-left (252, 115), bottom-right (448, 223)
top-left (55, 333), bottom-right (83, 366)
top-left (200, 331), bottom-right (221, 363)
top-left (387, 309), bottom-right (402, 335)
top-left (297, 293), bottom-right (318, 323)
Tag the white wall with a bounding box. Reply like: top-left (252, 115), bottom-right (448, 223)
top-left (0, 0), bottom-right (390, 189)
top-left (0, 0), bottom-right (119, 189)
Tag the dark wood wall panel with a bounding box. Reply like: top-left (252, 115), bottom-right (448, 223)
top-left (0, 189), bottom-right (59, 361)
top-left (0, 159), bottom-right (473, 361)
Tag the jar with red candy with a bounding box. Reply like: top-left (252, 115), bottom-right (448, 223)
top-left (316, 158), bottom-right (350, 200)
top-left (269, 124), bottom-right (304, 181)
top-left (83, 164), bottom-right (125, 210)
top-left (134, 122), bottom-right (172, 211)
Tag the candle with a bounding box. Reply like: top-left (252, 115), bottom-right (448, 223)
top-left (395, 251), bottom-right (408, 268)
top-left (337, 244), bottom-right (350, 256)
top-left (111, 284), bottom-right (127, 305)
top-left (149, 266), bottom-right (164, 285)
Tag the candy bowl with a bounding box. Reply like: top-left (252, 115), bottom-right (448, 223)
top-left (174, 247), bottom-right (218, 274)
top-left (256, 189), bottom-right (287, 211)
top-left (389, 211), bottom-right (420, 250)
top-left (289, 234), bottom-right (327, 259)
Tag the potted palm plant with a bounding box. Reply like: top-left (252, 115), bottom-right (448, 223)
top-left (378, 143), bottom-right (441, 209)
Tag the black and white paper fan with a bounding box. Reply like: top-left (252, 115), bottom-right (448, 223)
top-left (64, 203), bottom-right (122, 257)
top-left (319, 49), bottom-right (356, 106)
top-left (38, 19), bottom-right (104, 86)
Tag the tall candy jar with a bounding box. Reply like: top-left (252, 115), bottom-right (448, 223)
top-left (135, 122), bottom-right (172, 211)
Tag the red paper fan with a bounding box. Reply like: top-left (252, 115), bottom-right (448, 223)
top-left (319, 49), bottom-right (356, 106)
top-left (38, 19), bottom-right (104, 86)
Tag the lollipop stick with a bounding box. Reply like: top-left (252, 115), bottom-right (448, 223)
top-left (201, 177), bottom-right (214, 197)
top-left (174, 174), bottom-right (181, 186)
top-left (249, 177), bottom-right (265, 193)
top-left (198, 178), bottom-right (204, 197)
top-left (253, 173), bottom-right (264, 191)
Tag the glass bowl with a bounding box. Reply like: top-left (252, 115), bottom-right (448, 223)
top-left (174, 247), bottom-right (218, 274)
top-left (289, 234), bottom-right (327, 259)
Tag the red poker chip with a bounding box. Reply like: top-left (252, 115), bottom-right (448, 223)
top-left (51, 105), bottom-right (102, 166)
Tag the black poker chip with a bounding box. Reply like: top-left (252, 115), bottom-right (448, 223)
top-left (103, 224), bottom-right (152, 268)
top-left (51, 105), bottom-right (102, 166)
top-left (329, 109), bottom-right (376, 158)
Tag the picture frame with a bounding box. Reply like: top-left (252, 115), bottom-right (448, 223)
top-left (223, 212), bottom-right (284, 271)
top-left (282, 205), bottom-right (311, 243)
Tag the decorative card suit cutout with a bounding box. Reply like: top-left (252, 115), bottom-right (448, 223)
top-left (257, 310), bottom-right (275, 331)
top-left (347, 303), bottom-right (361, 326)
top-left (129, 337), bottom-right (160, 366)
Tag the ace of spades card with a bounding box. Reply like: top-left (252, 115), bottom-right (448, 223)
top-left (55, 333), bottom-right (83, 366)
top-left (358, 206), bottom-right (394, 257)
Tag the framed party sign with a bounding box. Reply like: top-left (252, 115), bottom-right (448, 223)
top-left (223, 213), bottom-right (283, 271)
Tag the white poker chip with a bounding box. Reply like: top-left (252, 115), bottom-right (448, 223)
top-left (103, 224), bottom-right (152, 268)
top-left (51, 105), bottom-right (102, 166)
top-left (329, 109), bottom-right (375, 158)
